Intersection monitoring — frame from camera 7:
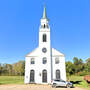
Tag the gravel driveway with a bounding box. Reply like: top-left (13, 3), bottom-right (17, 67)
top-left (0, 84), bottom-right (86, 90)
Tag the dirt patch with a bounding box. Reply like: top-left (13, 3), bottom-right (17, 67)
top-left (0, 84), bottom-right (87, 90)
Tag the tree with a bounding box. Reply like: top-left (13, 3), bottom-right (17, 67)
top-left (66, 61), bottom-right (75, 75)
top-left (73, 57), bottom-right (84, 74)
top-left (73, 57), bottom-right (79, 65)
top-left (5, 64), bottom-right (12, 75)
top-left (0, 63), bottom-right (3, 75)
top-left (13, 60), bottom-right (25, 76)
top-left (85, 58), bottom-right (90, 72)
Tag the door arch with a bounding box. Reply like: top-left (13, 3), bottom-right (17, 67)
top-left (30, 70), bottom-right (35, 83)
top-left (42, 69), bottom-right (47, 83)
top-left (56, 70), bottom-right (60, 80)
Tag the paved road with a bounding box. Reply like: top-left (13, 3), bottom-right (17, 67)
top-left (0, 84), bottom-right (87, 90)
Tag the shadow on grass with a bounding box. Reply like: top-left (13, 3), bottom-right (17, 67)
top-left (70, 80), bottom-right (82, 84)
top-left (0, 83), bottom-right (8, 85)
top-left (53, 86), bottom-right (74, 88)
top-left (0, 83), bottom-right (4, 85)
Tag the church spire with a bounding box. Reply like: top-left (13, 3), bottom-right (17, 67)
top-left (43, 6), bottom-right (47, 19)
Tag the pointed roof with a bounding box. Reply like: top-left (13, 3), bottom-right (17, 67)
top-left (26, 48), bottom-right (39, 57)
top-left (52, 48), bottom-right (65, 57)
top-left (43, 6), bottom-right (47, 19)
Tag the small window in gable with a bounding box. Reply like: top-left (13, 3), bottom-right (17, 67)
top-left (31, 58), bottom-right (35, 64)
top-left (43, 34), bottom-right (47, 42)
top-left (55, 57), bottom-right (59, 64)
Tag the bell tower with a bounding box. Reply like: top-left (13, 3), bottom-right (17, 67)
top-left (39, 6), bottom-right (52, 83)
top-left (39, 6), bottom-right (51, 48)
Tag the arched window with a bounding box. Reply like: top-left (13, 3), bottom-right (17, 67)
top-left (42, 69), bottom-right (47, 83)
top-left (56, 70), bottom-right (60, 80)
top-left (44, 24), bottom-right (45, 28)
top-left (30, 70), bottom-right (35, 83)
top-left (42, 57), bottom-right (47, 64)
top-left (43, 34), bottom-right (47, 42)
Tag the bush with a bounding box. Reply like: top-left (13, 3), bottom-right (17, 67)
top-left (77, 72), bottom-right (90, 76)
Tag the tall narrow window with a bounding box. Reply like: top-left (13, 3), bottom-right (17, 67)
top-left (55, 57), bottom-right (59, 64)
top-left (31, 58), bottom-right (35, 64)
top-left (43, 34), bottom-right (47, 42)
top-left (42, 57), bottom-right (47, 64)
top-left (44, 24), bottom-right (45, 28)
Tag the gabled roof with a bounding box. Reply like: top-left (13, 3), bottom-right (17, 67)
top-left (26, 47), bottom-right (64, 57)
top-left (52, 48), bottom-right (65, 57)
top-left (26, 47), bottom-right (39, 57)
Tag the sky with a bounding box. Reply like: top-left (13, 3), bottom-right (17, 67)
top-left (0, 0), bottom-right (90, 64)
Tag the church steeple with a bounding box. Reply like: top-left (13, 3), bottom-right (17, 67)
top-left (39, 6), bottom-right (50, 46)
top-left (43, 6), bottom-right (47, 19)
top-left (40, 6), bottom-right (50, 31)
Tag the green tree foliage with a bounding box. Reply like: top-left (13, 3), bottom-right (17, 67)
top-left (0, 64), bottom-right (3, 75)
top-left (84, 58), bottom-right (90, 72)
top-left (0, 60), bottom-right (25, 76)
top-left (66, 57), bottom-right (90, 76)
top-left (66, 61), bottom-right (75, 75)
top-left (73, 57), bottom-right (84, 74)
top-left (13, 61), bottom-right (25, 76)
top-left (0, 58), bottom-right (90, 76)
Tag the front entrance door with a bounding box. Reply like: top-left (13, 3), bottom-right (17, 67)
top-left (30, 70), bottom-right (35, 83)
top-left (56, 70), bottom-right (60, 80)
top-left (42, 70), bottom-right (47, 83)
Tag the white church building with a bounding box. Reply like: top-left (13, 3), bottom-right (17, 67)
top-left (24, 7), bottom-right (66, 84)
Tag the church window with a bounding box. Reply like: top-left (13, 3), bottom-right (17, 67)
top-left (55, 57), bottom-right (59, 64)
top-left (43, 34), bottom-right (47, 42)
top-left (31, 58), bottom-right (35, 64)
top-left (43, 57), bottom-right (47, 64)
top-left (42, 48), bottom-right (47, 53)
top-left (44, 24), bottom-right (45, 28)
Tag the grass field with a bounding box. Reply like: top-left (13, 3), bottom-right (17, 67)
top-left (68, 76), bottom-right (90, 89)
top-left (0, 76), bottom-right (90, 89)
top-left (0, 76), bottom-right (24, 84)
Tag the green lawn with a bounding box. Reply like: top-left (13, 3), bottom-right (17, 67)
top-left (0, 76), bottom-right (24, 84)
top-left (0, 76), bottom-right (90, 90)
top-left (68, 75), bottom-right (90, 90)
